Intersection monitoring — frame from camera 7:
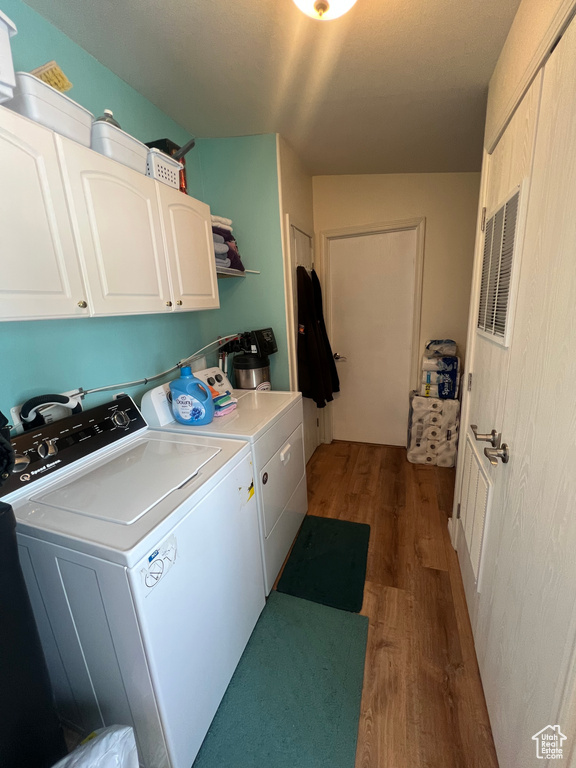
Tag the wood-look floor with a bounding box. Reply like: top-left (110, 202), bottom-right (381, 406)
top-left (302, 441), bottom-right (498, 768)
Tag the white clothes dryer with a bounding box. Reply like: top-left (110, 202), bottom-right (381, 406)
top-left (141, 370), bottom-right (308, 594)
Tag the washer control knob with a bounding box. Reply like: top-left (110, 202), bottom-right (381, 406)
top-left (13, 454), bottom-right (30, 473)
top-left (207, 377), bottom-right (215, 385)
top-left (215, 374), bottom-right (223, 383)
top-left (37, 439), bottom-right (58, 459)
top-left (112, 410), bottom-right (130, 428)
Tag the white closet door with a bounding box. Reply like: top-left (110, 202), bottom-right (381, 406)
top-left (57, 136), bottom-right (171, 316)
top-left (157, 184), bottom-right (219, 311)
top-left (471, 18), bottom-right (576, 766)
top-left (456, 73), bottom-right (542, 637)
top-left (0, 109), bottom-right (88, 320)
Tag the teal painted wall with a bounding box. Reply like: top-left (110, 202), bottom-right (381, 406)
top-left (195, 135), bottom-right (289, 389)
top-left (0, 0), bottom-right (288, 419)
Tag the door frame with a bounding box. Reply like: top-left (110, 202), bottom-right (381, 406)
top-left (317, 218), bottom-right (426, 444)
top-left (282, 213), bottom-right (314, 392)
top-left (449, 147), bottom-right (490, 547)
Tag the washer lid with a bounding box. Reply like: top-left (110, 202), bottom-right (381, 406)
top-left (31, 437), bottom-right (219, 525)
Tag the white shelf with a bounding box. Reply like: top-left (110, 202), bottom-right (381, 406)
top-left (216, 267), bottom-right (246, 279)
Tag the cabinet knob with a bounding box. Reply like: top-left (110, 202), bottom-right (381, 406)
top-left (166, 301), bottom-right (173, 307)
top-left (77, 300), bottom-right (88, 308)
top-left (176, 300), bottom-right (183, 306)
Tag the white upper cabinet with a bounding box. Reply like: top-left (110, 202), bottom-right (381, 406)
top-left (157, 184), bottom-right (219, 311)
top-left (0, 108), bottom-right (220, 321)
top-left (57, 136), bottom-right (172, 316)
top-left (0, 107), bottom-right (88, 320)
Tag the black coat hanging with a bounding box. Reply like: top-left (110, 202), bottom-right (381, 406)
top-left (296, 266), bottom-right (338, 408)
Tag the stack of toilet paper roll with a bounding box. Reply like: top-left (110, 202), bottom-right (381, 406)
top-left (407, 392), bottom-right (460, 467)
top-left (420, 340), bottom-right (460, 399)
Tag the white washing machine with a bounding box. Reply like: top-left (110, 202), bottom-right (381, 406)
top-left (141, 369), bottom-right (308, 594)
top-left (1, 396), bottom-right (265, 768)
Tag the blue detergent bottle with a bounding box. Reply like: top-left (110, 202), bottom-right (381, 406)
top-left (169, 366), bottom-right (215, 426)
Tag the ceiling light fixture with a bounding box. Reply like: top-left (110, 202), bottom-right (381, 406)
top-left (292, 0), bottom-right (358, 21)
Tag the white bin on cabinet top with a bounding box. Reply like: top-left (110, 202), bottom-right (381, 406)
top-left (91, 121), bottom-right (148, 174)
top-left (6, 72), bottom-right (94, 144)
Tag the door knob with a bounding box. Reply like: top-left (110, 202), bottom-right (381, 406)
top-left (471, 424), bottom-right (500, 448)
top-left (484, 444), bottom-right (510, 466)
top-left (333, 353), bottom-right (347, 362)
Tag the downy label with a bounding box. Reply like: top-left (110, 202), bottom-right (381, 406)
top-left (174, 394), bottom-right (205, 422)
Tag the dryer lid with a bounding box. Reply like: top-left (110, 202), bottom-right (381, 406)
top-left (31, 437), bottom-right (220, 525)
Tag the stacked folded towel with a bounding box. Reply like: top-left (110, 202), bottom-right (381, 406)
top-left (211, 214), bottom-right (245, 272)
top-left (204, 379), bottom-right (239, 417)
top-left (213, 391), bottom-right (238, 417)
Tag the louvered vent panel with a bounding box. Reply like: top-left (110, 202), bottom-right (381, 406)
top-left (477, 189), bottom-right (521, 345)
top-left (494, 192), bottom-right (519, 337)
top-left (486, 208), bottom-right (504, 334)
top-left (478, 216), bottom-right (494, 330)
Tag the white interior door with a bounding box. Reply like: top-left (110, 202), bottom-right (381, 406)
top-left (456, 17), bottom-right (576, 767)
top-left (290, 224), bottom-right (320, 463)
top-left (328, 228), bottom-right (419, 445)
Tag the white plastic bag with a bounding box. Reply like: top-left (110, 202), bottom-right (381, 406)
top-left (52, 726), bottom-right (138, 768)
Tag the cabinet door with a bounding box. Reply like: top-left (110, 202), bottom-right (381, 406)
top-left (57, 136), bottom-right (171, 316)
top-left (0, 108), bottom-right (88, 320)
top-left (157, 184), bottom-right (219, 311)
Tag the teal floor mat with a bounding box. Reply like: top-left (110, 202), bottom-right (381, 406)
top-left (277, 515), bottom-right (370, 612)
top-left (193, 591), bottom-right (368, 768)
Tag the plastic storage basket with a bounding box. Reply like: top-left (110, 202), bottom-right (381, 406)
top-left (6, 72), bottom-right (93, 145)
top-left (91, 121), bottom-right (148, 173)
top-left (146, 148), bottom-right (183, 189)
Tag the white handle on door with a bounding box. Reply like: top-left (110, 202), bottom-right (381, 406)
top-left (280, 444), bottom-right (291, 465)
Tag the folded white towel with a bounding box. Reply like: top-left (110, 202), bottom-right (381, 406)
top-left (211, 215), bottom-right (233, 227)
top-left (215, 257), bottom-right (231, 268)
top-left (213, 242), bottom-right (229, 256)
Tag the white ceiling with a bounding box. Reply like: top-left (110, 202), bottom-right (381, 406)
top-left (24, 0), bottom-right (521, 175)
